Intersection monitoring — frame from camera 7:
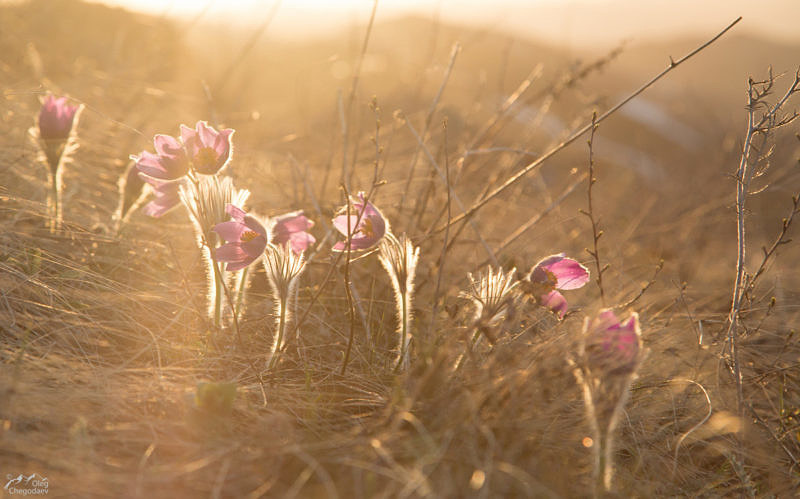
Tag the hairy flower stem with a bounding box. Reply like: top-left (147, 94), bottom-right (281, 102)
top-left (269, 299), bottom-right (288, 370)
top-left (210, 256), bottom-right (224, 328)
top-left (394, 288), bottom-right (410, 372)
top-left (593, 430), bottom-right (612, 497)
top-left (48, 171), bottom-right (62, 232)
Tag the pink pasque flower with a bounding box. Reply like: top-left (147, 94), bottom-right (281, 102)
top-left (583, 310), bottom-right (642, 375)
top-left (38, 95), bottom-right (82, 141)
top-left (270, 211), bottom-right (316, 255)
top-left (526, 253), bottom-right (590, 318)
top-left (332, 192), bottom-right (388, 251)
top-left (180, 121), bottom-right (234, 175)
top-left (140, 173), bottom-right (184, 218)
top-left (132, 134), bottom-right (189, 180)
top-left (212, 204), bottom-right (268, 271)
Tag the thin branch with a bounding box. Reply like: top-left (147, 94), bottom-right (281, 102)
top-left (580, 113), bottom-right (607, 304)
top-left (340, 0), bottom-right (380, 190)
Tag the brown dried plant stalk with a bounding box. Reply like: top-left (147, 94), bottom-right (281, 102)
top-left (726, 67), bottom-right (800, 415)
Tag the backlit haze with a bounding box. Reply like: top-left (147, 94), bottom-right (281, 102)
top-left (93, 0), bottom-right (800, 49)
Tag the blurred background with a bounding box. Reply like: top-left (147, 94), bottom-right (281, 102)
top-left (95, 0), bottom-right (800, 49)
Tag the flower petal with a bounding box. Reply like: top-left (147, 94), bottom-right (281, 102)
top-left (532, 254), bottom-right (590, 290)
top-left (225, 204), bottom-right (247, 223)
top-left (332, 214), bottom-right (360, 236)
top-left (540, 290), bottom-right (568, 318)
top-left (244, 215), bottom-right (268, 239)
top-left (288, 231), bottom-right (316, 254)
top-left (213, 221), bottom-right (248, 243)
top-left (153, 134), bottom-right (183, 156)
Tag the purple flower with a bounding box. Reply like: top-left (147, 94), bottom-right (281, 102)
top-left (332, 192), bottom-right (388, 251)
top-left (132, 134), bottom-right (190, 180)
top-left (583, 310), bottom-right (642, 375)
top-left (38, 95), bottom-right (81, 141)
top-left (140, 173), bottom-right (184, 218)
top-left (526, 253), bottom-right (590, 318)
top-left (180, 121), bottom-right (234, 175)
top-left (271, 211), bottom-right (316, 255)
top-left (212, 204), bottom-right (268, 271)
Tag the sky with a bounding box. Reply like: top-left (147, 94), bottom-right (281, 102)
top-left (93, 0), bottom-right (800, 49)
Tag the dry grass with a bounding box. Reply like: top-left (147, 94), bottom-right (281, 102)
top-left (2, 0), bottom-right (800, 497)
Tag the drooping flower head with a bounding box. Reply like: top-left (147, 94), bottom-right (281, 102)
top-left (582, 310), bottom-right (642, 376)
top-left (270, 211), bottom-right (316, 255)
top-left (140, 173), bottom-right (185, 218)
top-left (180, 121), bottom-right (234, 175)
top-left (332, 192), bottom-right (388, 251)
top-left (38, 95), bottom-right (82, 142)
top-left (213, 204), bottom-right (268, 271)
top-left (523, 253), bottom-right (590, 318)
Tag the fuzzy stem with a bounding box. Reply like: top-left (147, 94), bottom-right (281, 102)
top-left (394, 289), bottom-right (410, 371)
top-left (48, 170), bottom-right (62, 233)
top-left (49, 175), bottom-right (58, 232)
top-left (269, 297), bottom-right (288, 370)
top-left (210, 255), bottom-right (224, 328)
top-left (591, 428), bottom-right (615, 497)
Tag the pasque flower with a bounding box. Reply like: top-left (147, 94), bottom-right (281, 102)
top-left (523, 253), bottom-right (590, 318)
top-left (583, 309), bottom-right (642, 375)
top-left (132, 121), bottom-right (234, 180)
top-left (213, 205), bottom-right (316, 271)
top-left (270, 211), bottom-right (316, 255)
top-left (332, 192), bottom-right (388, 251)
top-left (575, 309), bottom-right (644, 495)
top-left (132, 135), bottom-right (190, 180)
top-left (38, 95), bottom-right (82, 142)
top-left (180, 121), bottom-right (234, 175)
top-left (35, 94), bottom-right (84, 232)
top-left (213, 204), bottom-right (268, 272)
top-left (140, 174), bottom-right (184, 218)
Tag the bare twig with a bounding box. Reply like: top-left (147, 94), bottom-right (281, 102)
top-left (340, 0), bottom-right (379, 190)
top-left (618, 259), bottom-right (664, 310)
top-left (427, 118), bottom-right (452, 340)
top-left (726, 68), bottom-right (800, 416)
top-left (580, 113), bottom-right (607, 304)
top-left (340, 187), bottom-right (357, 375)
